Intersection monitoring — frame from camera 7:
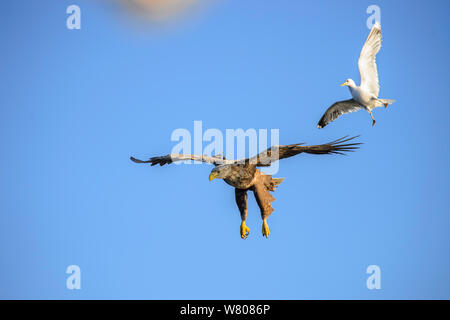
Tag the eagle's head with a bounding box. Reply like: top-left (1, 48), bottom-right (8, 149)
top-left (209, 165), bottom-right (233, 181)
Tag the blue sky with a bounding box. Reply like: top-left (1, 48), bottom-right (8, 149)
top-left (1, 0), bottom-right (449, 299)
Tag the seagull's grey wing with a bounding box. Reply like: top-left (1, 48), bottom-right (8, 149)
top-left (130, 154), bottom-right (228, 166)
top-left (317, 99), bottom-right (364, 128)
top-left (358, 22), bottom-right (382, 97)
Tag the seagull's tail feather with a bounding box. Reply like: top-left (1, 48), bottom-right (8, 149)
top-left (376, 99), bottom-right (396, 107)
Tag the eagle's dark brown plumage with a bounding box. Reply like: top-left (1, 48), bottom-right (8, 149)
top-left (130, 136), bottom-right (361, 239)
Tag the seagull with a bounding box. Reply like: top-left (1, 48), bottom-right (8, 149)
top-left (317, 22), bottom-right (395, 128)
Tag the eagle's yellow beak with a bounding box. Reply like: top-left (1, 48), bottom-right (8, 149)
top-left (209, 172), bottom-right (218, 181)
top-left (340, 82), bottom-right (347, 87)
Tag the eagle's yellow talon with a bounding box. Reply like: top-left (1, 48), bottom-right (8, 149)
top-left (240, 221), bottom-right (250, 239)
top-left (262, 220), bottom-right (270, 238)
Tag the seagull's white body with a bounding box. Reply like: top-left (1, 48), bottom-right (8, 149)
top-left (348, 82), bottom-right (379, 111)
top-left (317, 22), bottom-right (395, 128)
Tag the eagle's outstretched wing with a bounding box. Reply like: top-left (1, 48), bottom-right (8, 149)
top-left (317, 99), bottom-right (364, 129)
top-left (130, 154), bottom-right (230, 166)
top-left (247, 136), bottom-right (361, 166)
top-left (131, 136), bottom-right (361, 167)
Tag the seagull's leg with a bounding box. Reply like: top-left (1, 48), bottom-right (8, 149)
top-left (262, 219), bottom-right (270, 238)
top-left (369, 110), bottom-right (376, 126)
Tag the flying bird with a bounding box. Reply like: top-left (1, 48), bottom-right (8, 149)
top-left (317, 23), bottom-right (395, 128)
top-left (130, 136), bottom-right (361, 239)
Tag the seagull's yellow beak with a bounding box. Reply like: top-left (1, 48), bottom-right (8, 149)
top-left (340, 82), bottom-right (347, 87)
top-left (209, 172), bottom-right (218, 181)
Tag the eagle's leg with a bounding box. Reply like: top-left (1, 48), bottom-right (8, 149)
top-left (252, 181), bottom-right (275, 238)
top-left (240, 221), bottom-right (250, 239)
top-left (369, 110), bottom-right (376, 126)
top-left (262, 219), bottom-right (270, 238)
top-left (235, 188), bottom-right (249, 239)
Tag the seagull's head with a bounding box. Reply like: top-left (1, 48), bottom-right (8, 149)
top-left (341, 79), bottom-right (356, 87)
top-left (209, 165), bottom-right (233, 181)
